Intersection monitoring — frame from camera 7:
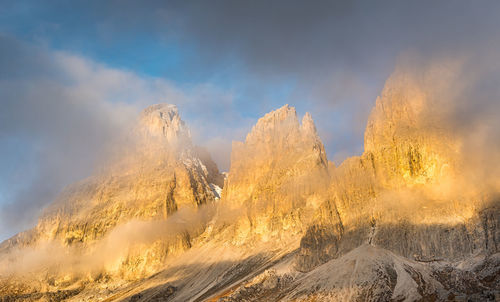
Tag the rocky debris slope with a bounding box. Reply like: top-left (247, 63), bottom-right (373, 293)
top-left (218, 245), bottom-right (500, 302)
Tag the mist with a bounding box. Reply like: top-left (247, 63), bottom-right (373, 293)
top-left (0, 202), bottom-right (218, 277)
top-left (393, 53), bottom-right (500, 193)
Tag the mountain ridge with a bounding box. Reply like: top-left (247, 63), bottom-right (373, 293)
top-left (0, 66), bottom-right (499, 301)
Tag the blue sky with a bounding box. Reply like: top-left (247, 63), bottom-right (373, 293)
top-left (1, 0), bottom-right (499, 241)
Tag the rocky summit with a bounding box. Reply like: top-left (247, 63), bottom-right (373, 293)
top-left (0, 69), bottom-right (499, 302)
top-left (0, 104), bottom-right (224, 281)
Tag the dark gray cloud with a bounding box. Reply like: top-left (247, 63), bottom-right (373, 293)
top-left (8, 1), bottom-right (499, 83)
top-left (163, 1), bottom-right (500, 78)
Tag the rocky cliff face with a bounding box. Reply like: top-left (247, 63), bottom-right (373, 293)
top-left (294, 68), bottom-right (499, 274)
top-left (363, 71), bottom-right (460, 189)
top-left (224, 105), bottom-right (328, 204)
top-left (0, 104), bottom-right (223, 279)
top-left (220, 105), bottom-right (330, 244)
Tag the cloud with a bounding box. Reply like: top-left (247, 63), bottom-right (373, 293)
top-left (123, 0), bottom-right (497, 166)
top-left (4, 0), bottom-right (500, 165)
top-left (166, 0), bottom-right (500, 161)
top-left (0, 36), bottom-right (138, 239)
top-left (179, 84), bottom-right (257, 171)
top-left (0, 202), bottom-right (218, 277)
top-left (10, 1), bottom-right (498, 75)
top-left (169, 1), bottom-right (500, 74)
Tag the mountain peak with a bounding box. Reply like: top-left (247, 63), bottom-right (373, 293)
top-left (137, 103), bottom-right (191, 146)
top-left (245, 104), bottom-right (297, 143)
top-left (244, 105), bottom-right (322, 147)
top-left (224, 105), bottom-right (328, 211)
top-left (301, 112), bottom-right (318, 136)
top-left (142, 103), bottom-right (178, 115)
top-left (361, 69), bottom-right (459, 187)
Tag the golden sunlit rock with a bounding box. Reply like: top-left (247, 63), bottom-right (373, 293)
top-left (221, 104), bottom-right (330, 244)
top-left (0, 104), bottom-right (223, 281)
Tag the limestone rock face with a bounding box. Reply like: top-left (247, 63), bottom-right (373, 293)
top-left (295, 68), bottom-right (499, 273)
top-left (364, 72), bottom-right (460, 189)
top-left (221, 105), bottom-right (330, 243)
top-left (0, 103), bottom-right (223, 278)
top-left (137, 103), bottom-right (190, 144)
top-left (224, 105), bottom-right (328, 204)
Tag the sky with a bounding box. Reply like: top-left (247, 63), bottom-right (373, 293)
top-left (1, 0), bottom-right (499, 241)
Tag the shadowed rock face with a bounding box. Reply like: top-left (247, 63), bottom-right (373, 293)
top-left (220, 245), bottom-right (499, 302)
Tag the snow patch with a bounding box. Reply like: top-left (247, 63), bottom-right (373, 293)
top-left (209, 183), bottom-right (222, 199)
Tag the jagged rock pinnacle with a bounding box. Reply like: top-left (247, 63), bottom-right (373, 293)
top-left (222, 104), bottom-right (330, 242)
top-left (300, 112), bottom-right (317, 136)
top-left (137, 103), bottom-right (191, 146)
